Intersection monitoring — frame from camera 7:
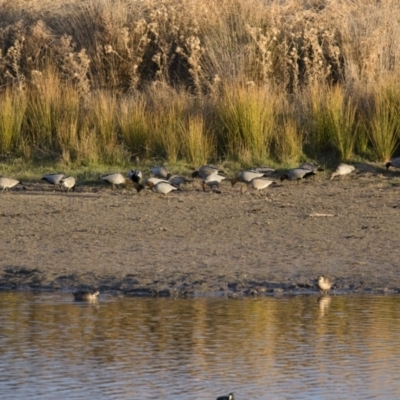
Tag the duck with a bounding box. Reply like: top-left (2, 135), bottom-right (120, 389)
top-left (192, 165), bottom-right (224, 180)
top-left (128, 169), bottom-right (143, 184)
top-left (202, 173), bottom-right (226, 191)
top-left (318, 276), bottom-right (333, 295)
top-left (143, 177), bottom-right (169, 186)
top-left (41, 173), bottom-right (66, 190)
top-left (136, 177), bottom-right (170, 192)
top-left (99, 173), bottom-right (126, 189)
top-left (146, 181), bottom-right (180, 195)
top-left (59, 176), bottom-right (76, 193)
top-left (330, 163), bottom-right (355, 180)
top-left (151, 166), bottom-right (170, 179)
top-left (73, 290), bottom-right (100, 301)
top-left (298, 162), bottom-right (324, 172)
top-left (0, 177), bottom-right (22, 192)
top-left (280, 168), bottom-right (316, 182)
top-left (217, 393), bottom-right (235, 400)
top-left (168, 174), bottom-right (193, 187)
top-left (251, 166), bottom-right (276, 175)
top-left (231, 170), bottom-right (269, 187)
top-left (244, 178), bottom-right (276, 194)
top-left (385, 157), bottom-right (400, 170)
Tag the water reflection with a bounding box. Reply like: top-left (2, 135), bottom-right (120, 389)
top-left (0, 292), bottom-right (400, 399)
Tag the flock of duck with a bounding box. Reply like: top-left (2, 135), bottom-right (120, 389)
top-left (3, 155), bottom-right (397, 194)
top-left (1, 155), bottom-right (399, 194)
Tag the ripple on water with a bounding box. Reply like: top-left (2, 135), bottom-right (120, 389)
top-left (0, 293), bottom-right (400, 399)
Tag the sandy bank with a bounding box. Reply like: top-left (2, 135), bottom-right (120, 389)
top-left (1, 168), bottom-right (400, 297)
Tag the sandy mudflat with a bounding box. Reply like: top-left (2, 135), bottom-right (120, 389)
top-left (1, 166), bottom-right (400, 297)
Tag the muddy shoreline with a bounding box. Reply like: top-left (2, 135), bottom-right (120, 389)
top-left (1, 167), bottom-right (400, 298)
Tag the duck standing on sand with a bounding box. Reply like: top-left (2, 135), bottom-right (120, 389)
top-left (151, 166), bottom-right (170, 179)
top-left (168, 174), bottom-right (193, 187)
top-left (385, 157), bottom-right (400, 170)
top-left (280, 168), bottom-right (316, 183)
top-left (41, 173), bottom-right (66, 190)
top-left (59, 176), bottom-right (76, 193)
top-left (298, 162), bottom-right (324, 172)
top-left (231, 169), bottom-right (269, 187)
top-left (243, 178), bottom-right (276, 195)
top-left (330, 163), bottom-right (355, 180)
top-left (318, 276), bottom-right (333, 295)
top-left (202, 173), bottom-right (226, 191)
top-left (146, 181), bottom-right (180, 195)
top-left (192, 165), bottom-right (224, 180)
top-left (128, 169), bottom-right (143, 184)
top-left (0, 177), bottom-right (23, 192)
top-left (73, 290), bottom-right (100, 301)
top-left (99, 173), bottom-right (126, 190)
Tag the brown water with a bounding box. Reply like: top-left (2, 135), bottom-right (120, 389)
top-left (0, 292), bottom-right (399, 399)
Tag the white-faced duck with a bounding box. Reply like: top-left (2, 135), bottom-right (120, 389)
top-left (0, 177), bottom-right (22, 192)
top-left (99, 173), bottom-right (126, 190)
top-left (330, 163), bottom-right (355, 180)
top-left (202, 173), bottom-right (226, 191)
top-left (146, 181), bottom-right (180, 195)
top-left (59, 176), bottom-right (76, 193)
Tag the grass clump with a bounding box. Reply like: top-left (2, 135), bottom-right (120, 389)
top-left (0, 89), bottom-right (26, 155)
top-left (216, 84), bottom-right (276, 164)
top-left (363, 85), bottom-right (400, 162)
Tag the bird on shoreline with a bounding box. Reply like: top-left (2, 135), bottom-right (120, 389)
top-left (168, 174), bottom-right (193, 187)
top-left (192, 165), bottom-right (224, 180)
top-left (298, 162), bottom-right (324, 172)
top-left (330, 163), bottom-right (355, 180)
top-left (146, 180), bottom-right (180, 195)
top-left (128, 169), bottom-right (143, 184)
top-left (0, 177), bottom-right (23, 192)
top-left (385, 157), bottom-right (400, 170)
top-left (202, 173), bottom-right (226, 191)
top-left (231, 169), bottom-right (270, 187)
top-left (99, 173), bottom-right (126, 190)
top-left (151, 166), bottom-right (170, 179)
top-left (217, 393), bottom-right (235, 400)
top-left (41, 173), bottom-right (66, 190)
top-left (318, 276), bottom-right (333, 295)
top-left (280, 168), bottom-right (316, 182)
top-left (59, 176), bottom-right (76, 193)
top-left (73, 290), bottom-right (100, 301)
top-left (243, 178), bottom-right (276, 195)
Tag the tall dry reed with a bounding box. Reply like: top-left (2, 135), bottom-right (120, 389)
top-left (0, 0), bottom-right (400, 166)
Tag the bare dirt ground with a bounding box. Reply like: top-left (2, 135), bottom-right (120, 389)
top-left (1, 165), bottom-right (400, 297)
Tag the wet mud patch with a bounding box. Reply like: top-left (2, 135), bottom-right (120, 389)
top-left (1, 171), bottom-right (400, 297)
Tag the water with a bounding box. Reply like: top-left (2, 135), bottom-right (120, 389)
top-left (0, 292), bottom-right (399, 399)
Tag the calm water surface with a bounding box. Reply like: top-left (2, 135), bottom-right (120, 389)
top-left (0, 292), bottom-right (399, 399)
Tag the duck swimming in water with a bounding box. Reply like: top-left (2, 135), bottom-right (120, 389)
top-left (73, 290), bottom-right (100, 301)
